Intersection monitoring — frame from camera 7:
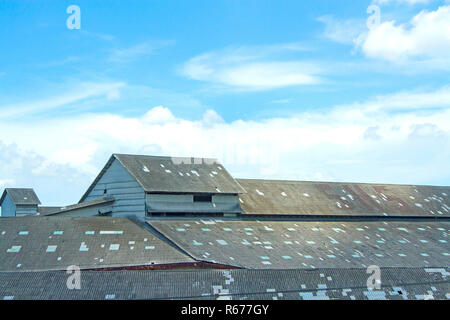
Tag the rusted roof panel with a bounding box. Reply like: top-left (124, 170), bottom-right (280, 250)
top-left (237, 179), bottom-right (450, 217)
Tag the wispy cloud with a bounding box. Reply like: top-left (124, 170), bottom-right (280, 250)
top-left (0, 82), bottom-right (125, 119)
top-left (180, 43), bottom-right (321, 91)
top-left (270, 99), bottom-right (292, 104)
top-left (317, 15), bottom-right (366, 45)
top-left (108, 40), bottom-right (175, 63)
top-left (372, 0), bottom-right (434, 5)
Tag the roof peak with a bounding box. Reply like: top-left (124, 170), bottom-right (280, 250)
top-left (113, 153), bottom-right (220, 164)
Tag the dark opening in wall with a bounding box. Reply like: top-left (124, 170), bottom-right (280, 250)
top-left (193, 195), bottom-right (212, 202)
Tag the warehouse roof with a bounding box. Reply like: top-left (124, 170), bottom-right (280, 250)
top-left (0, 188), bottom-right (41, 206)
top-left (237, 179), bottom-right (450, 217)
top-left (0, 216), bottom-right (194, 271)
top-left (0, 267), bottom-right (448, 300)
top-left (80, 154), bottom-right (245, 202)
top-left (148, 219), bottom-right (450, 269)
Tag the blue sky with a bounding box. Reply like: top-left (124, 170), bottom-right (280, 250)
top-left (0, 0), bottom-right (450, 205)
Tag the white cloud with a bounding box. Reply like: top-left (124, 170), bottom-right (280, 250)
top-left (373, 0), bottom-right (433, 5)
top-left (181, 44), bottom-right (321, 90)
top-left (360, 5), bottom-right (450, 62)
top-left (1, 86), bottom-right (449, 205)
top-left (317, 15), bottom-right (366, 45)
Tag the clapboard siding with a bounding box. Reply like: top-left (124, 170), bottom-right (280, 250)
top-left (16, 205), bottom-right (38, 216)
top-left (146, 194), bottom-right (241, 213)
top-left (83, 159), bottom-right (145, 217)
top-left (0, 194), bottom-right (16, 217)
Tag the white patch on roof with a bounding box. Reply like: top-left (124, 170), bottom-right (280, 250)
top-left (7, 246), bottom-right (21, 253)
top-left (191, 170), bottom-right (200, 177)
top-left (46, 245), bottom-right (57, 253)
top-left (109, 244), bottom-right (120, 251)
top-left (100, 230), bottom-right (123, 235)
top-left (201, 220), bottom-right (216, 225)
top-left (79, 242), bottom-right (89, 252)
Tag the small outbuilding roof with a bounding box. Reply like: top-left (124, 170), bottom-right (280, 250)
top-left (0, 188), bottom-right (41, 206)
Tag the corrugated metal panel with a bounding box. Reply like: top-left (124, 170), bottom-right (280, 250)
top-left (39, 197), bottom-right (114, 216)
top-left (114, 154), bottom-right (246, 194)
top-left (0, 216), bottom-right (193, 271)
top-left (237, 179), bottom-right (450, 217)
top-left (0, 267), bottom-right (448, 300)
top-left (15, 205), bottom-right (38, 216)
top-left (149, 219), bottom-right (450, 269)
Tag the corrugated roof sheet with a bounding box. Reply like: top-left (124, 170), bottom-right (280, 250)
top-left (115, 154), bottom-right (246, 194)
top-left (0, 188), bottom-right (41, 206)
top-left (237, 179), bottom-right (450, 217)
top-left (39, 197), bottom-right (114, 216)
top-left (0, 267), bottom-right (448, 300)
top-left (80, 154), bottom-right (246, 202)
top-left (149, 219), bottom-right (450, 269)
top-left (0, 216), bottom-right (193, 271)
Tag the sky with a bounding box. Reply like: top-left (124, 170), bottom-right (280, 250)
top-left (0, 0), bottom-right (449, 205)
